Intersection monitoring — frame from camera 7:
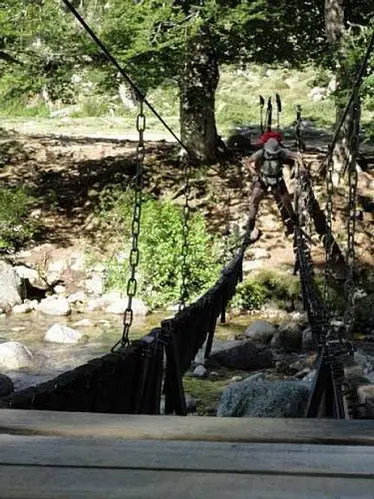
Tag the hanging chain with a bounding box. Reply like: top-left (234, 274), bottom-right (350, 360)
top-left (111, 99), bottom-right (145, 352)
top-left (324, 151), bottom-right (334, 305)
top-left (179, 155), bottom-right (191, 311)
top-left (344, 96), bottom-right (359, 335)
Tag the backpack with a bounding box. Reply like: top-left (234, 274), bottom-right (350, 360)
top-left (259, 150), bottom-right (283, 185)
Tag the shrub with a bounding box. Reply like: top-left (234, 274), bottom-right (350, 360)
top-left (231, 279), bottom-right (267, 311)
top-left (98, 189), bottom-right (221, 308)
top-left (0, 187), bottom-right (39, 250)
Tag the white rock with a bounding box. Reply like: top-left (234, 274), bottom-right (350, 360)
top-left (0, 341), bottom-right (34, 370)
top-left (101, 291), bottom-right (122, 305)
top-left (44, 324), bottom-right (82, 344)
top-left (73, 318), bottom-right (96, 328)
top-left (0, 261), bottom-right (23, 311)
top-left (14, 265), bottom-right (40, 285)
top-left (68, 291), bottom-right (87, 304)
top-left (86, 298), bottom-right (103, 312)
top-left (105, 299), bottom-right (127, 315)
top-left (244, 320), bottom-right (277, 343)
top-left (105, 298), bottom-right (148, 316)
top-left (85, 273), bottom-right (105, 295)
top-left (12, 303), bottom-right (33, 314)
top-left (54, 284), bottom-right (66, 294)
top-left (38, 297), bottom-right (71, 316)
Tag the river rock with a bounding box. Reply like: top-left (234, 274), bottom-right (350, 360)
top-left (0, 342), bottom-right (34, 370)
top-left (357, 385), bottom-right (374, 418)
top-left (12, 300), bottom-right (35, 314)
top-left (44, 324), bottom-right (82, 344)
top-left (354, 294), bottom-right (374, 331)
top-left (301, 327), bottom-right (317, 351)
top-left (68, 291), bottom-right (87, 304)
top-left (244, 320), bottom-right (276, 343)
top-left (209, 340), bottom-right (273, 370)
top-left (86, 298), bottom-right (103, 312)
top-left (192, 364), bottom-right (208, 378)
top-left (14, 265), bottom-right (41, 287)
top-left (0, 260), bottom-right (23, 311)
top-left (105, 298), bottom-right (149, 316)
top-left (270, 322), bottom-right (302, 352)
top-left (217, 377), bottom-right (310, 417)
top-left (73, 318), bottom-right (96, 328)
top-left (85, 273), bottom-right (105, 296)
top-left (0, 373), bottom-right (13, 397)
top-left (38, 297), bottom-right (72, 316)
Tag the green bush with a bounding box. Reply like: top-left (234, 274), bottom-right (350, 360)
top-left (0, 187), bottom-right (39, 250)
top-left (98, 189), bottom-right (221, 308)
top-left (231, 279), bottom-right (267, 311)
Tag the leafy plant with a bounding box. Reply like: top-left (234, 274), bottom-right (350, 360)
top-left (231, 279), bottom-right (268, 311)
top-left (98, 188), bottom-right (221, 308)
top-left (0, 187), bottom-right (40, 250)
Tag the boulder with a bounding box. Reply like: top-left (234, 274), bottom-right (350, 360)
top-left (44, 324), bottom-right (82, 344)
top-left (68, 291), bottom-right (87, 304)
top-left (12, 302), bottom-right (33, 314)
top-left (0, 260), bottom-right (23, 311)
top-left (105, 298), bottom-right (149, 316)
top-left (85, 273), bottom-right (105, 296)
top-left (209, 340), bottom-right (272, 370)
top-left (270, 322), bottom-right (302, 352)
top-left (38, 297), bottom-right (71, 316)
top-left (0, 373), bottom-right (14, 397)
top-left (244, 320), bottom-right (276, 344)
top-left (354, 294), bottom-right (374, 331)
top-left (192, 364), bottom-right (208, 378)
top-left (301, 327), bottom-right (317, 351)
top-left (357, 385), bottom-right (374, 418)
top-left (217, 377), bottom-right (310, 417)
top-left (0, 342), bottom-right (34, 370)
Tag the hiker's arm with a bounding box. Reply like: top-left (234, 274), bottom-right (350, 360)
top-left (247, 150), bottom-right (262, 174)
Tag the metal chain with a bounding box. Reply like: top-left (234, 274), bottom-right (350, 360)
top-left (111, 99), bottom-right (145, 352)
top-left (179, 155), bottom-right (191, 311)
top-left (324, 151), bottom-right (334, 305)
top-left (344, 96), bottom-right (359, 335)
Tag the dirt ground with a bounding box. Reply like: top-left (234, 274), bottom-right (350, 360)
top-left (0, 123), bottom-right (373, 279)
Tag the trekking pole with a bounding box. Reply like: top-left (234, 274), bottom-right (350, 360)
top-left (266, 97), bottom-right (272, 131)
top-left (295, 104), bottom-right (305, 152)
top-left (259, 95), bottom-right (265, 133)
top-left (276, 93), bottom-right (282, 131)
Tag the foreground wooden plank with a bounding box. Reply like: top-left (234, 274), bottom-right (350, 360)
top-left (1, 410), bottom-right (374, 445)
top-left (1, 435), bottom-right (374, 477)
top-left (0, 467), bottom-right (373, 499)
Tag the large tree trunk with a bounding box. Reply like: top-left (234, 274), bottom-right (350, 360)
top-left (325, 0), bottom-right (360, 178)
top-left (179, 28), bottom-right (219, 164)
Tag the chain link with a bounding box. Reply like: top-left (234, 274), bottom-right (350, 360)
top-left (179, 155), bottom-right (191, 311)
top-left (344, 96), bottom-right (359, 335)
top-left (324, 152), bottom-right (334, 305)
top-left (111, 99), bottom-right (145, 352)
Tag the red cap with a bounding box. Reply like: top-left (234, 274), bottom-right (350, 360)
top-left (256, 130), bottom-right (283, 145)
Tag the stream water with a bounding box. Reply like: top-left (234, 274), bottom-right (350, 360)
top-left (0, 307), bottom-right (306, 392)
top-left (0, 309), bottom-right (171, 391)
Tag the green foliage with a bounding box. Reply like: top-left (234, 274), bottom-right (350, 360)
top-left (231, 269), bottom-right (302, 312)
top-left (0, 187), bottom-right (39, 250)
top-left (98, 188), bottom-right (220, 308)
top-left (256, 269), bottom-right (301, 302)
top-left (231, 280), bottom-right (267, 311)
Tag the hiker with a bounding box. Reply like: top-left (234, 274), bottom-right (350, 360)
top-left (245, 138), bottom-right (297, 238)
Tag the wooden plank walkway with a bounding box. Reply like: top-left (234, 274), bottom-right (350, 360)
top-left (1, 410), bottom-right (374, 498)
